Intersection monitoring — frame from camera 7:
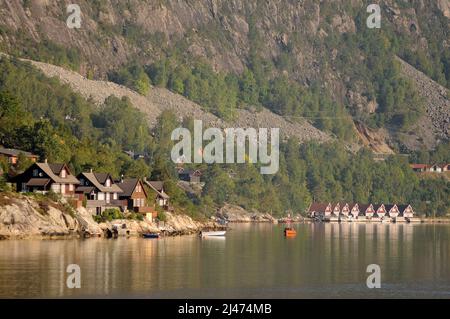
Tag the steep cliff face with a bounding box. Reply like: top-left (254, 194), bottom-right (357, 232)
top-left (0, 0), bottom-right (448, 150)
top-left (1, 0), bottom-right (446, 76)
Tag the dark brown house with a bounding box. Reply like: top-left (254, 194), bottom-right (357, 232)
top-left (117, 178), bottom-right (154, 217)
top-left (178, 168), bottom-right (202, 183)
top-left (12, 162), bottom-right (79, 197)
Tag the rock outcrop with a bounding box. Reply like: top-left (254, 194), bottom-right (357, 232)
top-left (0, 193), bottom-right (214, 239)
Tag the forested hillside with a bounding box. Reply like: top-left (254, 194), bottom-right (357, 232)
top-left (0, 57), bottom-right (448, 217)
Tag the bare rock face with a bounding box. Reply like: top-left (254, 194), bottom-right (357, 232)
top-left (0, 195), bottom-right (82, 238)
top-left (0, 193), bottom-right (216, 239)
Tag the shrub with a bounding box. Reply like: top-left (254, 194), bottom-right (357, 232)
top-left (157, 210), bottom-right (167, 222)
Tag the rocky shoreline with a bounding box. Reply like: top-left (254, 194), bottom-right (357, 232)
top-left (0, 192), bottom-right (218, 240)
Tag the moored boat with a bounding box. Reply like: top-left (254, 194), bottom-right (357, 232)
top-left (143, 233), bottom-right (160, 239)
top-left (201, 230), bottom-right (227, 237)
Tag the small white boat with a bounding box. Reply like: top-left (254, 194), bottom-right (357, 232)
top-left (201, 230), bottom-right (226, 237)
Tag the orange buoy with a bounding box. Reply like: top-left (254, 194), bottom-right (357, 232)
top-left (284, 227), bottom-right (297, 237)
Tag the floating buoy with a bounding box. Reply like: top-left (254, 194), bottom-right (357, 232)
top-left (284, 227), bottom-right (297, 237)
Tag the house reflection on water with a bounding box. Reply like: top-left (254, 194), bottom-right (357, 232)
top-left (0, 223), bottom-right (449, 298)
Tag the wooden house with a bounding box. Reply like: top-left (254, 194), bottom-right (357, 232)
top-left (440, 164), bottom-right (449, 172)
top-left (0, 147), bottom-right (38, 165)
top-left (117, 178), bottom-right (154, 218)
top-left (307, 203), bottom-right (332, 218)
top-left (385, 204), bottom-right (400, 219)
top-left (12, 162), bottom-right (79, 197)
top-left (144, 180), bottom-right (170, 210)
top-left (76, 171), bottom-right (124, 214)
top-left (373, 204), bottom-right (387, 221)
top-left (398, 204), bottom-right (416, 222)
top-left (410, 164), bottom-right (428, 172)
top-left (350, 203), bottom-right (360, 219)
top-left (429, 164), bottom-right (442, 173)
top-left (332, 203), bottom-right (341, 216)
top-left (341, 203), bottom-right (350, 217)
top-left (359, 204), bottom-right (375, 219)
top-left (178, 168), bottom-right (202, 183)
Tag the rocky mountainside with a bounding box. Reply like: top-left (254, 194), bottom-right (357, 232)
top-left (0, 0), bottom-right (449, 151)
top-left (395, 57), bottom-right (450, 149)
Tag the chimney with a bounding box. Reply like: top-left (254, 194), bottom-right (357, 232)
top-left (44, 158), bottom-right (48, 164)
top-left (90, 168), bottom-right (93, 173)
top-left (120, 174), bottom-right (124, 183)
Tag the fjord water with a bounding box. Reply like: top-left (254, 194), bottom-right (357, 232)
top-left (0, 223), bottom-right (449, 298)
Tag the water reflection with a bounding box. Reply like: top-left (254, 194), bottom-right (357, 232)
top-left (0, 223), bottom-right (449, 298)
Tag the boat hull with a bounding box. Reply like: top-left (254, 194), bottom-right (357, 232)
top-left (201, 231), bottom-right (226, 237)
top-left (143, 233), bottom-right (160, 239)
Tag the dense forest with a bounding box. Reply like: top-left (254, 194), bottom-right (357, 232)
top-left (0, 57), bottom-right (448, 217)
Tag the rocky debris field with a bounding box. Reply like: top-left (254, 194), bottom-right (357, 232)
top-left (396, 57), bottom-right (450, 150)
top-left (26, 57), bottom-right (331, 145)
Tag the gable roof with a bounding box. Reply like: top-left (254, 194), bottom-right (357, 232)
top-left (308, 203), bottom-right (330, 212)
top-left (145, 180), bottom-right (170, 199)
top-left (410, 164), bottom-right (428, 169)
top-left (26, 178), bottom-right (51, 187)
top-left (117, 178), bottom-right (147, 197)
top-left (358, 204), bottom-right (374, 212)
top-left (34, 163), bottom-right (79, 184)
top-left (385, 204), bottom-right (399, 213)
top-left (78, 172), bottom-right (122, 193)
top-left (0, 147), bottom-right (38, 158)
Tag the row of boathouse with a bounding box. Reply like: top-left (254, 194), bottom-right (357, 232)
top-left (308, 203), bottom-right (419, 223)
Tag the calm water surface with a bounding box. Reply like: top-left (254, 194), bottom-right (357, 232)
top-left (0, 223), bottom-right (449, 298)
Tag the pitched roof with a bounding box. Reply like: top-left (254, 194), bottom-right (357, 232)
top-left (358, 204), bottom-right (373, 212)
top-left (147, 181), bottom-right (163, 192)
top-left (117, 178), bottom-right (146, 197)
top-left (308, 203), bottom-right (330, 212)
top-left (26, 178), bottom-right (51, 187)
top-left (410, 164), bottom-right (428, 169)
top-left (35, 163), bottom-right (79, 184)
top-left (94, 173), bottom-right (109, 184)
top-left (397, 204), bottom-right (411, 212)
top-left (0, 147), bottom-right (37, 158)
top-left (75, 186), bottom-right (95, 194)
top-left (78, 172), bottom-right (122, 193)
top-left (384, 204), bottom-right (398, 212)
top-left (144, 180), bottom-right (170, 199)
